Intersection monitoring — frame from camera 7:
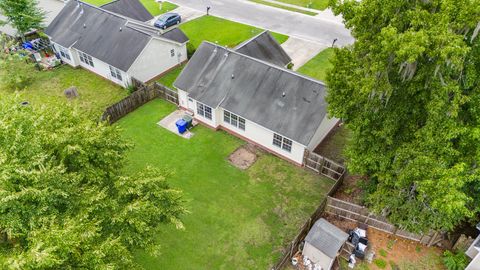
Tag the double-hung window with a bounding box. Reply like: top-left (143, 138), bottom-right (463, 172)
top-left (224, 111), bottom-right (245, 131)
top-left (57, 45), bottom-right (71, 60)
top-left (109, 66), bottom-right (122, 81)
top-left (197, 102), bottom-right (212, 120)
top-left (79, 51), bottom-right (94, 67)
top-left (273, 133), bottom-right (292, 152)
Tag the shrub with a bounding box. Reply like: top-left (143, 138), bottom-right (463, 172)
top-left (373, 258), bottom-right (387, 269)
top-left (379, 248), bottom-right (388, 257)
top-left (443, 250), bottom-right (469, 270)
top-left (126, 84), bottom-right (136, 94)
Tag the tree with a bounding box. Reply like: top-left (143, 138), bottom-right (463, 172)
top-left (327, 0), bottom-right (480, 232)
top-left (0, 0), bottom-right (45, 38)
top-left (0, 97), bottom-right (186, 269)
top-left (0, 34), bottom-right (36, 90)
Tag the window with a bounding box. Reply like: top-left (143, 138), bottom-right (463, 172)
top-left (57, 45), bottom-right (71, 60)
top-left (79, 51), bottom-right (94, 67)
top-left (273, 133), bottom-right (292, 153)
top-left (109, 66), bottom-right (122, 81)
top-left (170, 49), bottom-right (175, 57)
top-left (224, 110), bottom-right (245, 131)
top-left (197, 102), bottom-right (212, 120)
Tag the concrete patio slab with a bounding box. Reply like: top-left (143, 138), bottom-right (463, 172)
top-left (157, 110), bottom-right (195, 139)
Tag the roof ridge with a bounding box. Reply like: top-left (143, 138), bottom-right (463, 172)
top-left (203, 41), bottom-right (327, 86)
top-left (234, 30), bottom-right (268, 50)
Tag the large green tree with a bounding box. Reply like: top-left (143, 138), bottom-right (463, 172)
top-left (0, 97), bottom-right (186, 269)
top-left (0, 0), bottom-right (45, 38)
top-left (327, 0), bottom-right (480, 232)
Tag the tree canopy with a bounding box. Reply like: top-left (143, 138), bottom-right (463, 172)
top-left (327, 0), bottom-right (480, 232)
top-left (0, 97), bottom-right (186, 269)
top-left (0, 0), bottom-right (45, 37)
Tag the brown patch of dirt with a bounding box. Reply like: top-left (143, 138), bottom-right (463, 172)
top-left (323, 213), bottom-right (445, 270)
top-left (228, 144), bottom-right (257, 170)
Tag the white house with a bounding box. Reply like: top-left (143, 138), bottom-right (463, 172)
top-left (44, 0), bottom-right (188, 87)
top-left (174, 41), bottom-right (339, 165)
top-left (466, 223), bottom-right (480, 270)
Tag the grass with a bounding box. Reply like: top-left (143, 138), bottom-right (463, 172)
top-left (274, 0), bottom-right (329, 11)
top-left (249, 0), bottom-right (318, 15)
top-left (0, 65), bottom-right (128, 116)
top-left (118, 99), bottom-right (335, 269)
top-left (373, 258), bottom-right (387, 269)
top-left (180, 15), bottom-right (289, 50)
top-left (314, 125), bottom-right (351, 164)
top-left (82, 0), bottom-right (176, 16)
top-left (156, 64), bottom-right (185, 89)
top-left (297, 47), bottom-right (335, 81)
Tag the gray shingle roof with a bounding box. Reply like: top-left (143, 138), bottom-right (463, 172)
top-left (45, 0), bottom-right (188, 71)
top-left (305, 218), bottom-right (349, 258)
top-left (174, 42), bottom-right (330, 146)
top-left (235, 31), bottom-right (291, 67)
top-left (101, 0), bottom-right (153, 22)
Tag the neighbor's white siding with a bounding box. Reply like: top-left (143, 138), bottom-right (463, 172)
top-left (76, 49), bottom-right (131, 87)
top-left (302, 242), bottom-right (334, 270)
top-left (128, 38), bottom-right (187, 83)
top-left (466, 254), bottom-right (480, 270)
top-left (52, 42), bottom-right (79, 66)
top-left (467, 236), bottom-right (480, 259)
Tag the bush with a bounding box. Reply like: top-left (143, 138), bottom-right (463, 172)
top-left (126, 84), bottom-right (136, 94)
top-left (379, 248), bottom-right (388, 257)
top-left (373, 258), bottom-right (387, 269)
top-left (443, 250), bottom-right (469, 270)
top-left (186, 42), bottom-right (196, 58)
top-left (286, 62), bottom-right (294, 69)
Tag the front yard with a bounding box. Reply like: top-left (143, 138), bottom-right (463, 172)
top-left (297, 47), bottom-right (335, 81)
top-left (83, 0), bottom-right (177, 16)
top-left (0, 65), bottom-right (127, 116)
top-left (118, 99), bottom-right (334, 269)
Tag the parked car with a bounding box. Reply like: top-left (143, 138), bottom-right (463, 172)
top-left (154, 13), bottom-right (181, 29)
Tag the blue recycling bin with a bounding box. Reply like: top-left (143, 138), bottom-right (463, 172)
top-left (176, 119), bottom-right (188, 134)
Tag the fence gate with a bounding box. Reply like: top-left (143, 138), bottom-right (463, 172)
top-left (304, 151), bottom-right (346, 181)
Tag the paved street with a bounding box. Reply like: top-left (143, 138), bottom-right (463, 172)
top-left (167, 0), bottom-right (354, 46)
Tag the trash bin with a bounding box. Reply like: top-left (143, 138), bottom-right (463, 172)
top-left (176, 119), bottom-right (188, 134)
top-left (182, 115), bottom-right (193, 128)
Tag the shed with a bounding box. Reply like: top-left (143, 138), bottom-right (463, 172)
top-left (303, 218), bottom-right (349, 270)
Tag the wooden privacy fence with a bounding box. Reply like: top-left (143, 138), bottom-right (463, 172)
top-left (304, 151), bottom-right (346, 181)
top-left (101, 83), bottom-right (178, 124)
top-left (325, 196), bottom-right (442, 246)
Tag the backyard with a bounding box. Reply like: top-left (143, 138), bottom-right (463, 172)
top-left (117, 99), bottom-right (335, 269)
top-left (0, 65), bottom-right (127, 116)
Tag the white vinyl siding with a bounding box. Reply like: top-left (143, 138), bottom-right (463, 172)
top-left (224, 111), bottom-right (245, 131)
top-left (273, 133), bottom-right (292, 153)
top-left (109, 65), bottom-right (123, 81)
top-left (79, 51), bottom-right (94, 67)
top-left (197, 102), bottom-right (212, 120)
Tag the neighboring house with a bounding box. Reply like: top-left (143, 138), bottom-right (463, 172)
top-left (174, 41), bottom-right (338, 165)
top-left (302, 218), bottom-right (349, 270)
top-left (466, 223), bottom-right (480, 270)
top-left (44, 0), bottom-right (188, 87)
top-left (0, 0), bottom-right (65, 37)
top-left (234, 31), bottom-right (292, 67)
top-left (100, 0), bottom-right (153, 22)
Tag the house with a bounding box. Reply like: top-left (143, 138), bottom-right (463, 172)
top-left (466, 223), bottom-right (480, 270)
top-left (302, 218), bottom-right (349, 270)
top-left (234, 31), bottom-right (292, 67)
top-left (174, 41), bottom-right (339, 165)
top-left (100, 0), bottom-right (153, 22)
top-left (44, 0), bottom-right (188, 87)
top-left (0, 0), bottom-right (65, 37)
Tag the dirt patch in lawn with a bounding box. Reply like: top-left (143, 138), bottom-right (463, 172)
top-left (323, 213), bottom-right (445, 270)
top-left (229, 144), bottom-right (257, 170)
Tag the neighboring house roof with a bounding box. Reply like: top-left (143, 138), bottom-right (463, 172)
top-left (234, 31), bottom-right (291, 67)
top-left (174, 42), bottom-right (331, 146)
top-left (45, 0), bottom-right (188, 71)
top-left (305, 218), bottom-right (349, 259)
top-left (101, 0), bottom-right (153, 22)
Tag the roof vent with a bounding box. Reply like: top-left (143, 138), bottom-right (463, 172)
top-left (282, 92), bottom-right (286, 98)
top-left (83, 23), bottom-right (86, 28)
top-left (119, 27), bottom-right (122, 32)
top-left (231, 74), bottom-right (235, 79)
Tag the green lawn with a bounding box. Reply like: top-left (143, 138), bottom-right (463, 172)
top-left (0, 65), bottom-right (128, 116)
top-left (297, 48), bottom-right (335, 81)
top-left (156, 64), bottom-right (185, 89)
top-left (180, 16), bottom-right (289, 50)
top-left (274, 0), bottom-right (329, 10)
top-left (83, 0), bottom-right (176, 16)
top-left (118, 99), bottom-right (334, 269)
top-left (249, 0), bottom-right (318, 15)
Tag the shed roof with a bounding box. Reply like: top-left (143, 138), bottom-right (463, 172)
top-left (101, 0), bottom-right (153, 22)
top-left (235, 31), bottom-right (291, 67)
top-left (305, 218), bottom-right (349, 258)
top-left (45, 0), bottom-right (188, 71)
top-left (174, 42), bottom-right (331, 146)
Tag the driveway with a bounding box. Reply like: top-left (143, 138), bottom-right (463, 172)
top-left (167, 0), bottom-right (353, 47)
top-left (149, 6), bottom-right (203, 26)
top-left (281, 37), bottom-right (328, 70)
